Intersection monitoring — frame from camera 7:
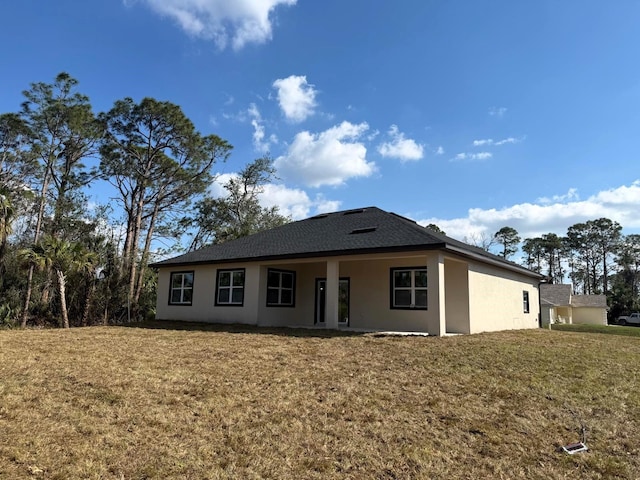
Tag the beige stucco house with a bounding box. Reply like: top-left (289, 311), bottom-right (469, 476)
top-left (151, 207), bottom-right (543, 335)
top-left (540, 284), bottom-right (608, 326)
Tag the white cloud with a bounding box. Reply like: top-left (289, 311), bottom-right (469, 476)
top-left (495, 137), bottom-right (520, 146)
top-left (416, 181), bottom-right (640, 242)
top-left (136, 0), bottom-right (296, 50)
top-left (208, 173), bottom-right (236, 198)
top-left (472, 137), bottom-right (522, 147)
top-left (272, 75), bottom-right (317, 122)
top-left (451, 152), bottom-right (492, 162)
top-left (275, 121), bottom-right (375, 187)
top-left (489, 106), bottom-right (507, 117)
top-left (435, 146), bottom-right (445, 155)
top-left (259, 183), bottom-right (312, 219)
top-left (377, 125), bottom-right (424, 162)
top-left (537, 187), bottom-right (579, 204)
top-left (248, 103), bottom-right (275, 152)
top-left (260, 185), bottom-right (341, 219)
top-left (209, 174), bottom-right (341, 220)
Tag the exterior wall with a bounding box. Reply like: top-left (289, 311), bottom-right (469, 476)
top-left (156, 263), bottom-right (261, 324)
top-left (467, 261), bottom-right (540, 333)
top-left (155, 250), bottom-right (540, 335)
top-left (444, 258), bottom-right (470, 334)
top-left (541, 306), bottom-right (572, 325)
top-left (156, 253), bottom-right (439, 332)
top-left (256, 262), bottom-right (321, 328)
top-left (573, 307), bottom-right (607, 325)
top-left (339, 256), bottom-right (432, 332)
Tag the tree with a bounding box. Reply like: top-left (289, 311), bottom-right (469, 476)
top-left (19, 73), bottom-right (100, 326)
top-left (540, 233), bottom-right (565, 283)
top-left (186, 156), bottom-right (290, 249)
top-left (566, 222), bottom-right (599, 294)
top-left (18, 236), bottom-right (97, 328)
top-left (522, 237), bottom-right (544, 273)
top-left (493, 226), bottom-right (521, 259)
top-left (565, 219), bottom-right (621, 294)
top-left (463, 232), bottom-right (494, 252)
top-left (100, 97), bottom-right (232, 315)
top-left (0, 113), bottom-right (36, 194)
top-left (588, 218), bottom-right (622, 294)
top-left (425, 224), bottom-right (445, 235)
top-left (0, 187), bottom-right (15, 289)
top-left (610, 234), bottom-right (640, 318)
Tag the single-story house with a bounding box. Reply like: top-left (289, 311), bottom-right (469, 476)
top-left (151, 207), bottom-right (543, 335)
top-left (539, 284), bottom-right (608, 326)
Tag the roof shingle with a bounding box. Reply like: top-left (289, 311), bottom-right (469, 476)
top-left (151, 207), bottom-right (541, 279)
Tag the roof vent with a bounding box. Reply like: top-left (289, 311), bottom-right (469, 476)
top-left (350, 226), bottom-right (377, 234)
top-left (310, 213), bottom-right (328, 220)
top-left (343, 208), bottom-right (366, 215)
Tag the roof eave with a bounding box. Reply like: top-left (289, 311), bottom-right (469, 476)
top-left (443, 244), bottom-right (544, 279)
top-left (150, 243), bottom-right (449, 269)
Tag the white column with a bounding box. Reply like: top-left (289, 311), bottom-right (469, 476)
top-left (428, 253), bottom-right (446, 336)
top-left (325, 260), bottom-right (340, 329)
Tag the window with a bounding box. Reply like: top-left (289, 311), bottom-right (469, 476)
top-left (169, 271), bottom-right (194, 305)
top-left (216, 269), bottom-right (245, 306)
top-left (523, 291), bottom-right (530, 313)
top-left (391, 267), bottom-right (427, 309)
top-left (266, 269), bottom-right (295, 307)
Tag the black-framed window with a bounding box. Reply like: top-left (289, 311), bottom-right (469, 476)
top-left (266, 269), bottom-right (295, 307)
top-left (390, 267), bottom-right (428, 309)
top-left (215, 269), bottom-right (245, 306)
top-left (523, 290), bottom-right (530, 313)
top-left (169, 271), bottom-right (194, 305)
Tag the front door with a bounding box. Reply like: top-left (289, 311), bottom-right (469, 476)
top-left (315, 278), bottom-right (350, 326)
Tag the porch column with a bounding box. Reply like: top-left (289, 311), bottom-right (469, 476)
top-left (325, 259), bottom-right (340, 329)
top-left (428, 253), bottom-right (446, 336)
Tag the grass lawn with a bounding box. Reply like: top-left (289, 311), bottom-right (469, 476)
top-left (1, 323), bottom-right (639, 479)
top-left (552, 322), bottom-right (640, 338)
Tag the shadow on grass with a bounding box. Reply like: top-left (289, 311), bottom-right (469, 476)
top-left (120, 320), bottom-right (370, 338)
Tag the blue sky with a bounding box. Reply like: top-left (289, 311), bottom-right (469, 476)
top-left (2, 0), bottom-right (640, 245)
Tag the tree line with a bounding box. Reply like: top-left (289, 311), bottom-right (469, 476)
top-left (490, 222), bottom-right (640, 319)
top-left (2, 73), bottom-right (637, 328)
top-left (0, 73), bottom-right (288, 328)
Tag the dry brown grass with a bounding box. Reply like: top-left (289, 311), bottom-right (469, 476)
top-left (1, 323), bottom-right (639, 479)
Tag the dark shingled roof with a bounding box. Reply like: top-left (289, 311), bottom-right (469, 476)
top-left (151, 206), bottom-right (541, 278)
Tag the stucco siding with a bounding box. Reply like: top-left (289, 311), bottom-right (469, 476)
top-left (467, 262), bottom-right (540, 333)
top-left (573, 307), bottom-right (607, 325)
top-left (444, 258), bottom-right (470, 334)
top-left (339, 256), bottom-right (433, 332)
top-left (156, 263), bottom-right (260, 324)
top-left (155, 250), bottom-right (540, 335)
top-left (256, 263), bottom-right (319, 327)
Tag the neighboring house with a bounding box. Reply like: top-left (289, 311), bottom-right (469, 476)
top-left (151, 207), bottom-right (543, 335)
top-left (539, 284), bottom-right (608, 326)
